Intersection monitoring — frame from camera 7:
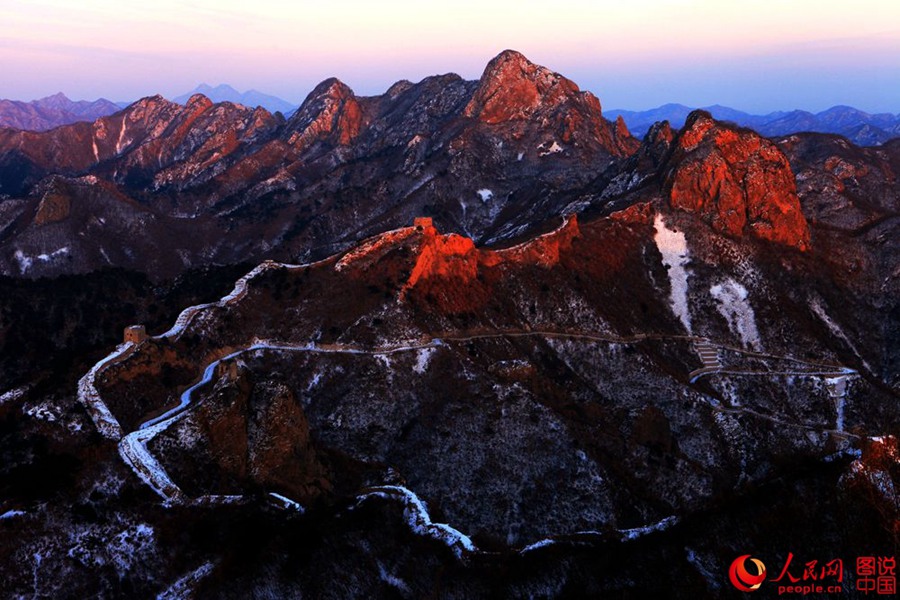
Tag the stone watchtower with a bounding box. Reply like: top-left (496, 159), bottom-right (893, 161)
top-left (123, 325), bottom-right (148, 345)
top-left (414, 217), bottom-right (433, 229)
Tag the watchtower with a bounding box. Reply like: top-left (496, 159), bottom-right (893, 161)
top-left (123, 325), bottom-right (148, 345)
top-left (414, 217), bottom-right (433, 229)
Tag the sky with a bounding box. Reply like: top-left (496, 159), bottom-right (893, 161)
top-left (1, 0), bottom-right (898, 113)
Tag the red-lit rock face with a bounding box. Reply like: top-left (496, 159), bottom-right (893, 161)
top-left (843, 436), bottom-right (900, 539)
top-left (496, 214), bottom-right (581, 267)
top-left (462, 50), bottom-right (639, 158)
top-left (405, 224), bottom-right (477, 288)
top-left (285, 78), bottom-right (363, 151)
top-left (402, 216), bottom-right (586, 312)
top-left (464, 50), bottom-right (583, 125)
top-left (665, 111), bottom-right (810, 250)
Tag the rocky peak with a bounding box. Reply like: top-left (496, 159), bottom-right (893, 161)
top-left (614, 115), bottom-right (629, 138)
top-left (185, 94), bottom-right (214, 111)
top-left (130, 94), bottom-right (170, 110)
top-left (386, 79), bottom-right (415, 99)
top-left (632, 120), bottom-right (675, 167)
top-left (118, 95), bottom-right (180, 126)
top-left (34, 92), bottom-right (71, 109)
top-left (663, 110), bottom-right (811, 250)
top-left (369, 219), bottom-right (476, 290)
top-left (285, 77), bottom-right (363, 150)
top-left (645, 120), bottom-right (674, 146)
top-left (464, 49), bottom-right (587, 124)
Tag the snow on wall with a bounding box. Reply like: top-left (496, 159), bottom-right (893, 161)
top-left (77, 342), bottom-right (133, 440)
top-left (710, 279), bottom-right (762, 351)
top-left (653, 214), bottom-right (692, 333)
top-left (356, 485), bottom-right (476, 558)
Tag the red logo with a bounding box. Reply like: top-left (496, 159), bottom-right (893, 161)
top-left (730, 555), bottom-right (767, 592)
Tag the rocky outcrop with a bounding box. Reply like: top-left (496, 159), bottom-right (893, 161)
top-left (464, 50), bottom-right (589, 125)
top-left (664, 111), bottom-right (811, 250)
top-left (284, 78), bottom-right (363, 151)
top-left (464, 49), bottom-right (638, 157)
top-left (403, 220), bottom-right (480, 291)
top-left (32, 178), bottom-right (72, 225)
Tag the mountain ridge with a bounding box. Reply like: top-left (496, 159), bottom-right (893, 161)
top-left (172, 83), bottom-right (296, 114)
top-left (0, 92), bottom-right (121, 131)
top-left (607, 103), bottom-right (900, 146)
top-left (0, 51), bottom-right (640, 279)
top-left (0, 50), bottom-right (898, 598)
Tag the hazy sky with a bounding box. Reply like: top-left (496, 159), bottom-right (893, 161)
top-left (2, 0), bottom-right (898, 113)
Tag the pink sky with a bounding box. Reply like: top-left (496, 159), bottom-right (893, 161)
top-left (2, 0), bottom-right (898, 113)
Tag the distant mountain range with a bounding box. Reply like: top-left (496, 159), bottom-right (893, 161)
top-left (172, 83), bottom-right (296, 114)
top-left (0, 93), bottom-right (122, 131)
top-left (607, 103), bottom-right (900, 146)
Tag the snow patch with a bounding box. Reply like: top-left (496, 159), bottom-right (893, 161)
top-left (686, 548), bottom-right (721, 590)
top-left (157, 562), bottom-right (215, 600)
top-left (13, 250), bottom-right (32, 274)
top-left (809, 297), bottom-right (872, 371)
top-left (23, 401), bottom-right (59, 423)
top-left (0, 509), bottom-right (26, 520)
top-left (653, 214), bottom-right (692, 333)
top-left (710, 279), bottom-right (761, 351)
top-left (0, 386), bottom-right (28, 406)
top-left (116, 115), bottom-right (128, 154)
top-left (306, 370), bottom-right (323, 392)
top-left (108, 523), bottom-right (155, 577)
top-left (15, 247), bottom-right (69, 273)
top-left (538, 141), bottom-right (563, 156)
top-left (826, 375), bottom-right (849, 432)
top-left (413, 347), bottom-right (435, 374)
top-left (377, 562), bottom-right (411, 594)
top-left (36, 247), bottom-right (70, 262)
top-left (476, 188), bottom-right (493, 202)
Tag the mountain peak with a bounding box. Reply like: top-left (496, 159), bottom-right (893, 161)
top-left (41, 92), bottom-right (70, 102)
top-left (191, 83), bottom-right (239, 95)
top-left (33, 92), bottom-right (75, 111)
top-left (306, 77), bottom-right (355, 102)
top-left (186, 93), bottom-right (213, 110)
top-left (464, 49), bottom-right (583, 124)
top-left (286, 77), bottom-right (362, 149)
top-left (486, 49), bottom-right (533, 71)
top-left (133, 94), bottom-right (168, 108)
top-left (666, 114), bottom-right (810, 249)
top-left (173, 84), bottom-right (295, 114)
